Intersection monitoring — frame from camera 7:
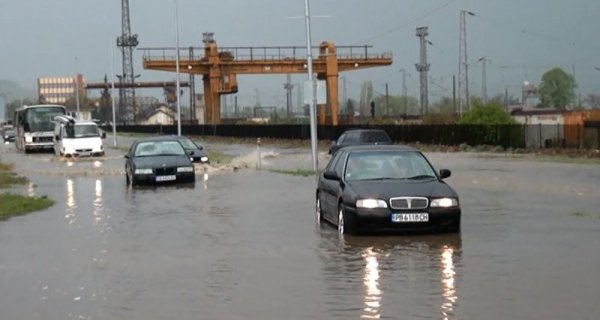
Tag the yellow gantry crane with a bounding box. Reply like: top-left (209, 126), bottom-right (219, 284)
top-left (142, 38), bottom-right (392, 125)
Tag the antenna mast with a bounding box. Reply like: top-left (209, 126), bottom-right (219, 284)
top-left (117, 0), bottom-right (139, 124)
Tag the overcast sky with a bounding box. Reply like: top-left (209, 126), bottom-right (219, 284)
top-left (1, 0), bottom-right (599, 107)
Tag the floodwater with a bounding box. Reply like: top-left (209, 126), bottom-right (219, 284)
top-left (1, 140), bottom-right (599, 320)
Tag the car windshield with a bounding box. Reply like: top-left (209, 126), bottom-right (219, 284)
top-left (134, 140), bottom-right (186, 157)
top-left (360, 131), bottom-right (391, 143)
top-left (177, 138), bottom-right (198, 149)
top-left (64, 124), bottom-right (100, 138)
top-left (344, 150), bottom-right (436, 181)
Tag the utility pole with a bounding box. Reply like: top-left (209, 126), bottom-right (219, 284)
top-left (452, 75), bottom-right (457, 115)
top-left (399, 69), bottom-right (407, 116)
top-left (385, 83), bottom-right (389, 116)
top-left (459, 10), bottom-right (475, 115)
top-left (479, 57), bottom-right (489, 103)
top-left (284, 74), bottom-right (293, 119)
top-left (341, 76), bottom-right (347, 113)
top-left (415, 26), bottom-right (430, 116)
top-left (189, 47), bottom-right (196, 123)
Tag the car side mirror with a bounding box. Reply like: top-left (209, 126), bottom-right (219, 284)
top-left (323, 170), bottom-right (341, 181)
top-left (124, 154), bottom-right (129, 159)
top-left (101, 132), bottom-right (106, 139)
top-left (439, 169), bottom-right (451, 179)
top-left (55, 135), bottom-right (60, 141)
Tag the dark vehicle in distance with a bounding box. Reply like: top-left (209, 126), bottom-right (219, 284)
top-left (3, 128), bottom-right (15, 143)
top-left (316, 145), bottom-right (461, 235)
top-left (173, 136), bottom-right (210, 164)
top-left (329, 129), bottom-right (393, 154)
top-left (124, 136), bottom-right (196, 186)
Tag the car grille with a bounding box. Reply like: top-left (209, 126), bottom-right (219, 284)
top-left (33, 136), bottom-right (53, 143)
top-left (76, 149), bottom-right (93, 153)
top-left (389, 197), bottom-right (429, 209)
top-left (155, 167), bottom-right (176, 175)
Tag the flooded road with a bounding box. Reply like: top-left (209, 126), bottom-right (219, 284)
top-left (1, 140), bottom-right (599, 320)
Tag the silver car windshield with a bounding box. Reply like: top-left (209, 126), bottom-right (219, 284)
top-left (344, 151), bottom-right (436, 181)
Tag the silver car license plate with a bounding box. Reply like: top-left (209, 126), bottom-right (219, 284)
top-left (391, 213), bottom-right (429, 223)
top-left (156, 175), bottom-right (176, 182)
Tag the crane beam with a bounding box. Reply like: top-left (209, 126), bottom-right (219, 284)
top-left (142, 40), bottom-right (392, 125)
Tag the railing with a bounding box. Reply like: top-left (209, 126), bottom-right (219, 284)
top-left (139, 45), bottom-right (392, 62)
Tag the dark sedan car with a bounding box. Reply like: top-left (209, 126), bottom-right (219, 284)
top-left (173, 136), bottom-right (210, 164)
top-left (3, 128), bottom-right (15, 143)
top-left (124, 136), bottom-right (196, 186)
top-left (316, 145), bottom-right (461, 235)
top-left (329, 129), bottom-right (393, 155)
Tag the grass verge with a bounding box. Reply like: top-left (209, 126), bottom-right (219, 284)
top-left (1, 161), bottom-right (55, 220)
top-left (0, 193), bottom-right (55, 220)
top-left (207, 151), bottom-right (234, 165)
top-left (0, 162), bottom-right (28, 188)
top-left (266, 168), bottom-right (317, 177)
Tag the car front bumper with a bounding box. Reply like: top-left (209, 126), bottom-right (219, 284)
top-left (344, 205), bottom-right (461, 233)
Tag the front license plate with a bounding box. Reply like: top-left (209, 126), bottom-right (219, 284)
top-left (156, 175), bottom-right (176, 182)
top-left (391, 213), bottom-right (429, 223)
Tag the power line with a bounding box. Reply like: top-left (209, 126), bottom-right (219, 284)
top-left (353, 0), bottom-right (456, 45)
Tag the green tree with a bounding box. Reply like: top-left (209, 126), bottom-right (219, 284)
top-left (458, 101), bottom-right (516, 125)
top-left (458, 101), bottom-right (523, 147)
top-left (538, 67), bottom-right (577, 109)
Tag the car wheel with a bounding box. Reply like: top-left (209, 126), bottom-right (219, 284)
top-left (338, 204), bottom-right (356, 235)
top-left (315, 195), bottom-right (324, 223)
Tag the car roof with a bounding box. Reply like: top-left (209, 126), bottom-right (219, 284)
top-left (134, 135), bottom-right (186, 143)
top-left (341, 144), bottom-right (417, 153)
top-left (340, 128), bottom-right (388, 134)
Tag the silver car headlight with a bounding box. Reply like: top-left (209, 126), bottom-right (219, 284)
top-left (200, 156), bottom-right (209, 163)
top-left (356, 199), bottom-right (388, 209)
top-left (430, 198), bottom-right (459, 208)
top-left (134, 168), bottom-right (153, 174)
top-left (177, 166), bottom-right (194, 173)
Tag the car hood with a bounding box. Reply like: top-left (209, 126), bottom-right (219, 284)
top-left (133, 156), bottom-right (191, 168)
top-left (62, 137), bottom-right (102, 149)
top-left (347, 179), bottom-right (458, 199)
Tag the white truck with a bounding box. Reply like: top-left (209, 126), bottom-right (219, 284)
top-left (53, 115), bottom-right (105, 157)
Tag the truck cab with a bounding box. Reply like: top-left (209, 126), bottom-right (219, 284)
top-left (53, 115), bottom-right (105, 157)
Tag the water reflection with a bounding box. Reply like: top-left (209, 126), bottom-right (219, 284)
top-left (440, 245), bottom-right (457, 320)
top-left (93, 179), bottom-right (105, 225)
top-left (65, 179), bottom-right (76, 224)
top-left (361, 248), bottom-right (381, 319)
top-left (26, 181), bottom-right (36, 197)
top-left (320, 233), bottom-right (462, 319)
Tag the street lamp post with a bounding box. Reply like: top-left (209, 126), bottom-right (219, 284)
top-left (304, 0), bottom-right (318, 172)
top-left (174, 0), bottom-right (182, 136)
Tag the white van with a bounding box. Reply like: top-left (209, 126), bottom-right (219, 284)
top-left (53, 115), bottom-right (105, 157)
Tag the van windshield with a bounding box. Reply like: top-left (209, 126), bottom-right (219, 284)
top-left (64, 124), bottom-right (100, 138)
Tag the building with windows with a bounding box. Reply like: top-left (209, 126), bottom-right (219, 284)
top-left (37, 74), bottom-right (84, 105)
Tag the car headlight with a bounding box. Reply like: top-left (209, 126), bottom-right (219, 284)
top-left (430, 198), bottom-right (459, 208)
top-left (177, 166), bottom-right (194, 173)
top-left (25, 136), bottom-right (33, 143)
top-left (356, 199), bottom-right (388, 209)
top-left (134, 168), bottom-right (153, 174)
top-left (200, 156), bottom-right (209, 163)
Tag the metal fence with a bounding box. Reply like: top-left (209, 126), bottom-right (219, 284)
top-left (112, 124), bottom-right (600, 149)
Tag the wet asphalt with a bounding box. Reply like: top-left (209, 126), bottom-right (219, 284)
top-left (0, 138), bottom-right (599, 320)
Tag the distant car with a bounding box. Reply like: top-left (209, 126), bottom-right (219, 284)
top-left (3, 128), bottom-right (15, 142)
top-left (329, 129), bottom-right (393, 154)
top-left (173, 136), bottom-right (210, 164)
top-left (124, 136), bottom-right (196, 186)
top-left (316, 145), bottom-right (461, 235)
